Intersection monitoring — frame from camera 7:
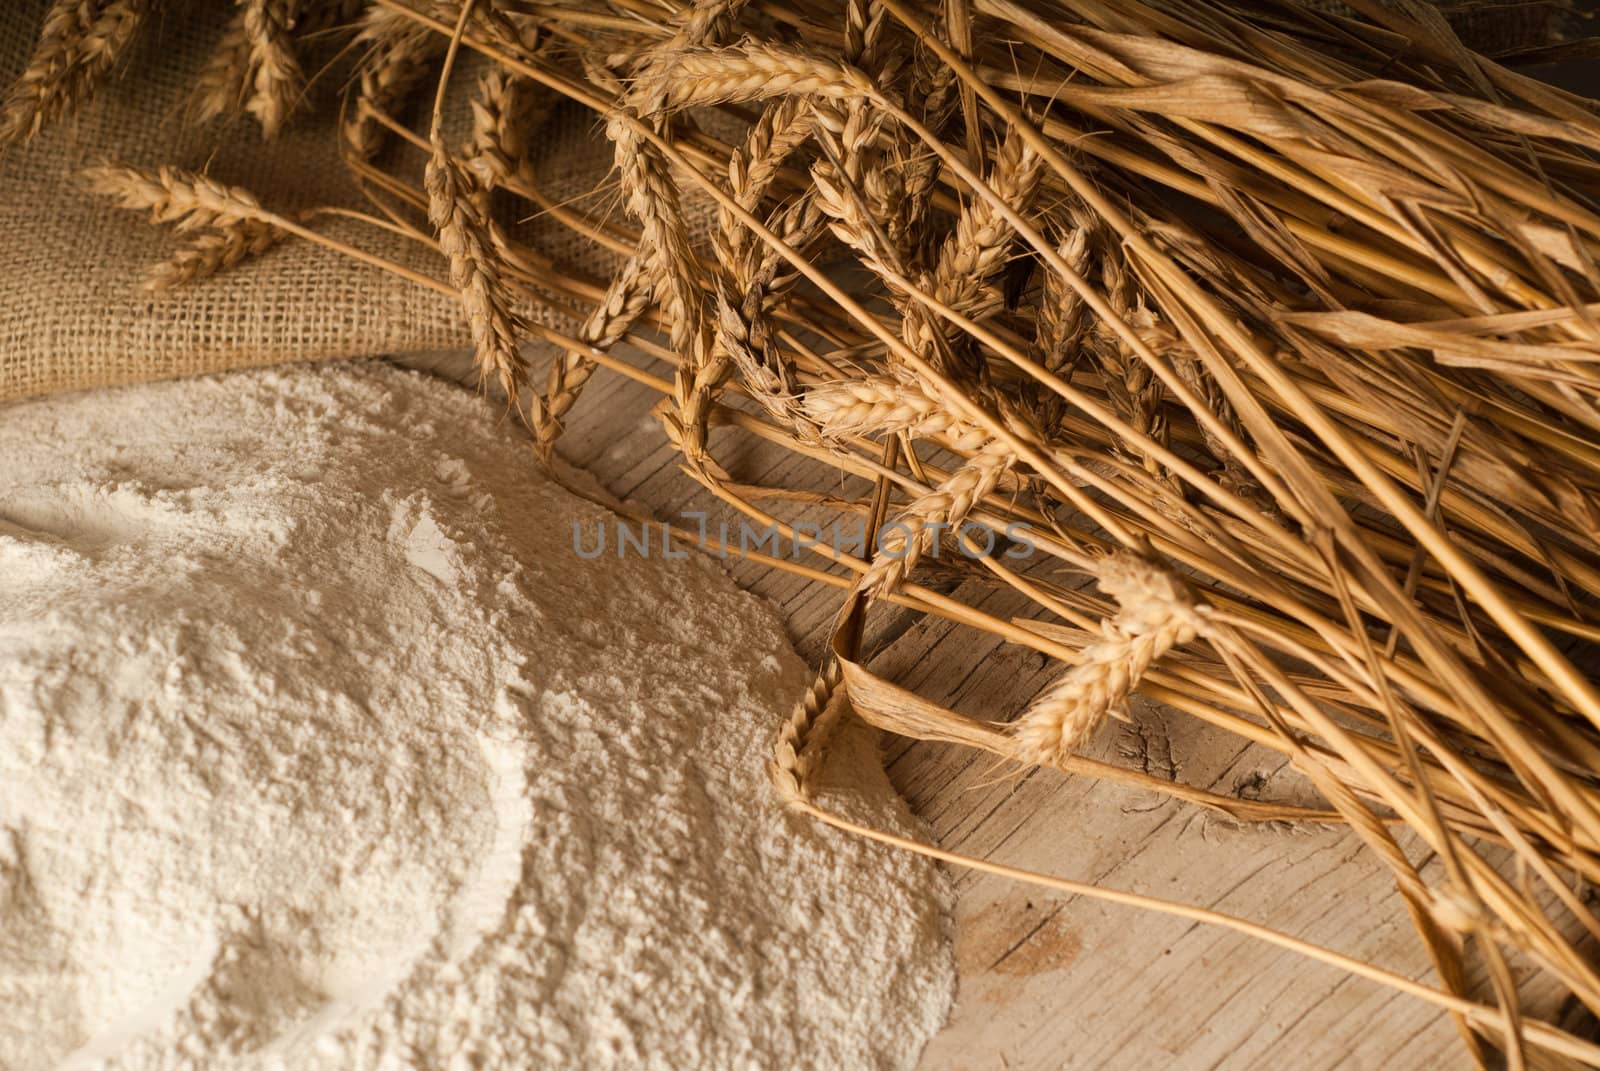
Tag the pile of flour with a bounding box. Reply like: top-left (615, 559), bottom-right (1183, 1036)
top-left (0, 363), bottom-right (954, 1070)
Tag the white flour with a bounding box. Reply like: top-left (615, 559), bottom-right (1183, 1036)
top-left (0, 363), bottom-right (954, 1070)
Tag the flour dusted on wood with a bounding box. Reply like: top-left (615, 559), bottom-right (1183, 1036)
top-left (0, 363), bottom-right (954, 1070)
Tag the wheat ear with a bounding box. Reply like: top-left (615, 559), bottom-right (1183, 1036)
top-left (534, 256), bottom-right (654, 462)
top-left (1035, 224), bottom-right (1092, 378)
top-left (1088, 251), bottom-right (1179, 491)
top-left (466, 66), bottom-right (554, 192)
top-left (810, 103), bottom-right (904, 292)
top-left (146, 221), bottom-right (286, 290)
top-left (769, 662), bottom-right (846, 807)
top-left (640, 42), bottom-right (876, 112)
top-left (0, 0), bottom-right (152, 145)
top-left (712, 96), bottom-right (819, 437)
top-left (1013, 554), bottom-right (1205, 765)
top-left (86, 162), bottom-right (291, 288)
top-left (862, 437), bottom-right (1013, 594)
top-left (717, 92), bottom-right (846, 344)
top-left (929, 130), bottom-right (1043, 321)
top-left (196, 0), bottom-right (347, 126)
top-left (343, 10), bottom-right (443, 160)
top-left (237, 0), bottom-right (303, 138)
top-left (531, 0), bottom-right (739, 462)
top-left (895, 35), bottom-right (958, 227)
top-left (714, 279), bottom-right (816, 438)
top-left (655, 0), bottom-right (746, 52)
top-left (901, 129), bottom-right (1042, 373)
top-left (86, 162), bottom-right (271, 231)
top-left (608, 111), bottom-right (714, 467)
top-left (425, 146), bottom-right (525, 405)
top-left (715, 95), bottom-right (813, 271)
top-left (803, 375), bottom-right (991, 451)
top-left (190, 12), bottom-right (253, 123)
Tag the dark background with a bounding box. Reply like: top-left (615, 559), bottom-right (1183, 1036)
top-left (1528, 0), bottom-right (1600, 96)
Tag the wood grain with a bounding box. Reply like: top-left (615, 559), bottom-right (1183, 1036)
top-left (516, 346), bottom-right (1582, 1070)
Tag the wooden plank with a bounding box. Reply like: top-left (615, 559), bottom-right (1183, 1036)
top-left (475, 347), bottom-right (1577, 1070)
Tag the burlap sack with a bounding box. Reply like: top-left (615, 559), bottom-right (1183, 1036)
top-left (0, 1), bottom-right (1575, 405)
top-left (0, 1), bottom-right (642, 404)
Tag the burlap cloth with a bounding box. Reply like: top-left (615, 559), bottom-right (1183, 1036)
top-left (0, 1), bottom-right (1576, 405)
top-left (0, 1), bottom-right (638, 404)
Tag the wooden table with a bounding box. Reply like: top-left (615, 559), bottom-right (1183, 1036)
top-left (529, 351), bottom-right (1583, 1070)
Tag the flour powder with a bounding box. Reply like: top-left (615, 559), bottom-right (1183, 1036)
top-left (0, 362), bottom-right (954, 1070)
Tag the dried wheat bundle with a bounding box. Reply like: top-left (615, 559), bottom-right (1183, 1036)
top-left (30, 0), bottom-right (1600, 1062)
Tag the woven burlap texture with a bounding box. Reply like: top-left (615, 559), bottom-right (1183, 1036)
top-left (0, 2), bottom-right (652, 403)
